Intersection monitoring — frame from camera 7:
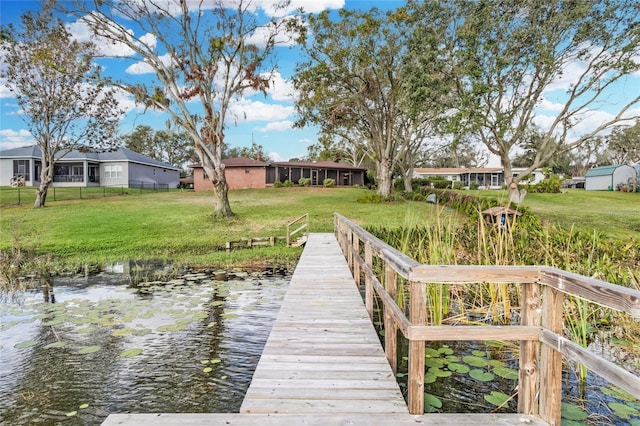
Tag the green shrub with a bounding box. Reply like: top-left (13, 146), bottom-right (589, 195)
top-left (357, 192), bottom-right (403, 204)
top-left (298, 178), bottom-right (311, 187)
top-left (323, 178), bottom-right (335, 188)
top-left (283, 179), bottom-right (294, 187)
top-left (273, 181), bottom-right (283, 188)
top-left (469, 182), bottom-right (480, 190)
top-left (452, 181), bottom-right (464, 190)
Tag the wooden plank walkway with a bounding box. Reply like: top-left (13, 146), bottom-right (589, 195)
top-left (240, 232), bottom-right (407, 414)
top-left (102, 233), bottom-right (547, 425)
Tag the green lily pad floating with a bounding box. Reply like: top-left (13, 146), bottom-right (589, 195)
top-left (203, 367), bottom-right (213, 373)
top-left (201, 360), bottom-right (210, 365)
top-left (448, 363), bottom-right (470, 374)
top-left (77, 326), bottom-right (97, 334)
top-left (133, 328), bottom-right (152, 336)
top-left (424, 372), bottom-right (438, 384)
top-left (425, 348), bottom-right (440, 357)
top-left (66, 411), bottom-right (77, 417)
top-left (600, 385), bottom-right (636, 402)
top-left (79, 345), bottom-right (101, 355)
top-left (484, 391), bottom-right (510, 407)
top-left (44, 341), bottom-right (66, 349)
top-left (79, 403), bottom-right (89, 409)
top-left (471, 350), bottom-right (486, 357)
top-left (221, 313), bottom-right (238, 319)
top-left (156, 322), bottom-right (189, 332)
top-left (469, 369), bottom-right (494, 382)
top-left (561, 402), bottom-right (588, 421)
top-left (428, 367), bottom-right (452, 378)
top-left (493, 366), bottom-right (518, 380)
top-left (424, 393), bottom-right (443, 413)
top-left (210, 358), bottom-right (221, 364)
top-left (437, 346), bottom-right (453, 355)
top-left (629, 419), bottom-right (640, 426)
top-left (120, 348), bottom-right (143, 358)
top-left (425, 358), bottom-right (445, 369)
top-left (609, 402), bottom-right (640, 419)
top-left (14, 340), bottom-right (38, 349)
top-left (463, 355), bottom-right (489, 368)
top-left (112, 328), bottom-right (135, 337)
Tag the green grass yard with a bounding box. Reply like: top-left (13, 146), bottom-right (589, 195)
top-left (1, 186), bottom-right (638, 268)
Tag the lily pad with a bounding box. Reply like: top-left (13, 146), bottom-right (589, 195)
top-left (448, 363), bottom-right (470, 374)
top-left (428, 367), bottom-right (452, 378)
top-left (210, 358), bottom-right (221, 364)
top-left (79, 345), bottom-right (101, 355)
top-left (493, 366), bottom-right (518, 380)
top-left (463, 355), bottom-right (489, 367)
top-left (424, 372), bottom-right (438, 384)
top-left (44, 341), bottom-right (66, 349)
top-left (608, 402), bottom-right (640, 419)
top-left (469, 369), bottom-right (494, 382)
top-left (112, 328), bottom-right (135, 337)
top-left (43, 318), bottom-right (65, 326)
top-left (600, 385), bottom-right (636, 402)
top-left (437, 346), bottom-right (453, 355)
top-left (66, 411), bottom-right (77, 417)
top-left (561, 402), bottom-right (588, 421)
top-left (203, 367), bottom-right (213, 373)
top-left (424, 393), bottom-right (443, 413)
top-left (484, 391), bottom-right (510, 407)
top-left (120, 348), bottom-right (143, 358)
top-left (77, 326), bottom-right (97, 334)
top-left (79, 404), bottom-right (89, 409)
top-left (14, 340), bottom-right (38, 349)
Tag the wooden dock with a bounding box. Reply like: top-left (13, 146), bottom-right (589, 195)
top-left (102, 233), bottom-right (547, 425)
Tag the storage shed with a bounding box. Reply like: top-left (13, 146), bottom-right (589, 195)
top-left (584, 164), bottom-right (636, 191)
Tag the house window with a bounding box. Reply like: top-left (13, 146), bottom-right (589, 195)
top-left (105, 164), bottom-right (123, 178)
top-left (13, 160), bottom-right (30, 181)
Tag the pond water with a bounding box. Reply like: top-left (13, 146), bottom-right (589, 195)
top-left (0, 265), bottom-right (290, 425)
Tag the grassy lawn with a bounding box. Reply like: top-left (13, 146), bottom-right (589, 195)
top-left (2, 186), bottom-right (638, 268)
top-left (467, 189), bottom-right (640, 240)
top-left (0, 187), bottom-right (456, 267)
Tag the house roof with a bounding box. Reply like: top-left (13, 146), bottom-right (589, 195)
top-left (271, 161), bottom-right (366, 170)
top-left (414, 167), bottom-right (503, 174)
top-left (585, 164), bottom-right (630, 177)
top-left (191, 158), bottom-right (366, 171)
top-left (0, 145), bottom-right (179, 170)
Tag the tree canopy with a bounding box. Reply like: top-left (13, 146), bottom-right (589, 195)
top-left (405, 0), bottom-right (640, 195)
top-left (0, 3), bottom-right (121, 208)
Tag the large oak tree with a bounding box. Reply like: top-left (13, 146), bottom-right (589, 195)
top-left (293, 8), bottom-right (435, 197)
top-left (70, 0), bottom-right (297, 217)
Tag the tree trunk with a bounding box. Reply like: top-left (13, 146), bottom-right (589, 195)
top-left (376, 158), bottom-right (394, 198)
top-left (33, 159), bottom-right (53, 209)
top-left (403, 165), bottom-right (414, 193)
top-left (202, 158), bottom-right (234, 218)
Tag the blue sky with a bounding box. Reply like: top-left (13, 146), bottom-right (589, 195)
top-left (1, 1), bottom-right (638, 165)
top-left (0, 0), bottom-right (405, 162)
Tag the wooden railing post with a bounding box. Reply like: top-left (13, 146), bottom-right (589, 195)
top-left (384, 264), bottom-right (398, 374)
top-left (540, 285), bottom-right (563, 425)
top-left (408, 280), bottom-right (426, 414)
top-left (353, 235), bottom-right (361, 286)
top-left (364, 241), bottom-right (373, 319)
top-left (518, 282), bottom-right (541, 414)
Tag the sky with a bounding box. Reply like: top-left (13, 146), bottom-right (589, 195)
top-left (1, 0), bottom-right (638, 166)
top-left (0, 0), bottom-right (404, 162)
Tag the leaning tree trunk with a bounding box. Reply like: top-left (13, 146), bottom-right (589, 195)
top-left (33, 160), bottom-right (53, 208)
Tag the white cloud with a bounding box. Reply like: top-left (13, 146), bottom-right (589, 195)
top-left (68, 18), bottom-right (138, 57)
top-left (0, 129), bottom-right (33, 150)
top-left (256, 120), bottom-right (294, 132)
top-left (267, 72), bottom-right (298, 101)
top-left (0, 79), bottom-right (14, 99)
top-left (125, 53), bottom-right (173, 74)
top-left (537, 96), bottom-right (564, 112)
top-left (260, 0), bottom-right (345, 17)
top-left (228, 99), bottom-right (294, 122)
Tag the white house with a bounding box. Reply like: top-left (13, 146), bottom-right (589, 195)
top-left (413, 167), bottom-right (545, 189)
top-left (584, 164), bottom-right (636, 191)
top-left (0, 145), bottom-right (180, 189)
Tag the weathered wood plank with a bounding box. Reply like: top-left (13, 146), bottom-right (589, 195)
top-left (103, 413), bottom-right (548, 425)
top-left (240, 233), bottom-right (407, 415)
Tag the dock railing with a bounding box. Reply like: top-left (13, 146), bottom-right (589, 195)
top-left (334, 213), bottom-right (640, 425)
top-left (286, 213), bottom-right (310, 247)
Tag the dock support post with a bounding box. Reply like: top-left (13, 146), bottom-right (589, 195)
top-left (408, 280), bottom-right (426, 414)
top-left (518, 282), bottom-right (541, 414)
top-left (540, 286), bottom-right (563, 425)
top-left (384, 265), bottom-right (398, 374)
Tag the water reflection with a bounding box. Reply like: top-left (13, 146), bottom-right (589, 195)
top-left (0, 265), bottom-right (290, 425)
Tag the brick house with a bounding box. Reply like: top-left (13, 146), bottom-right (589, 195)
top-left (190, 158), bottom-right (367, 191)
